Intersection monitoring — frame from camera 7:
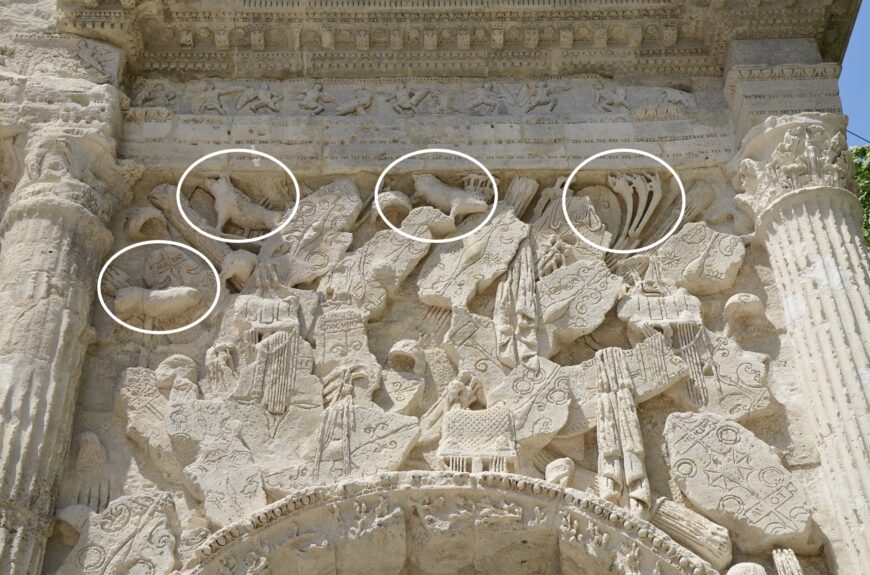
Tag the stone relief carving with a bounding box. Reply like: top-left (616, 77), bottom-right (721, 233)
top-left (3, 0), bottom-right (862, 569)
top-left (99, 243), bottom-right (216, 333)
top-left (51, 155), bottom-right (825, 573)
top-left (735, 115), bottom-right (854, 217)
top-left (125, 78), bottom-right (700, 120)
top-left (57, 493), bottom-right (179, 575)
top-left (8, 39), bottom-right (845, 572)
top-left (664, 412), bottom-right (816, 553)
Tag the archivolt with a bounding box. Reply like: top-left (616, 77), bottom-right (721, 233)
top-left (188, 471), bottom-right (717, 575)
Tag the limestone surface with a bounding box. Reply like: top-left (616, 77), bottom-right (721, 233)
top-left (0, 1), bottom-right (864, 574)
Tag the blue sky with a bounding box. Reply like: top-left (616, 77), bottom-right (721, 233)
top-left (842, 1), bottom-right (870, 146)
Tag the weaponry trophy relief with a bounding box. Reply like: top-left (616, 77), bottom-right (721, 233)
top-left (0, 0), bottom-right (860, 569)
top-left (64, 135), bottom-right (829, 575)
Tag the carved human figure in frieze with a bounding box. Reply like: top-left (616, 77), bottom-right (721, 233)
top-left (386, 81), bottom-right (429, 114)
top-left (78, 40), bottom-right (111, 83)
top-left (204, 342), bottom-right (237, 400)
top-left (475, 497), bottom-right (522, 526)
top-left (577, 521), bottom-right (611, 560)
top-left (197, 82), bottom-right (233, 114)
top-left (594, 81), bottom-right (628, 113)
top-left (336, 88), bottom-right (373, 115)
top-left (613, 542), bottom-right (642, 575)
top-left (469, 81), bottom-right (501, 115)
top-left (413, 494), bottom-right (475, 533)
top-left (522, 81), bottom-right (567, 113)
top-left (236, 84), bottom-right (281, 114)
top-left (18, 134), bottom-right (122, 222)
top-left (131, 80), bottom-right (177, 109)
top-left (22, 137), bottom-right (74, 184)
top-left (297, 83), bottom-right (336, 114)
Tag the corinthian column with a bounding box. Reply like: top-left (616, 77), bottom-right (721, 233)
top-left (0, 131), bottom-right (127, 573)
top-left (734, 113), bottom-right (870, 572)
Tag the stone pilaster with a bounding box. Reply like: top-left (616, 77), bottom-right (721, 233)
top-left (733, 113), bottom-right (870, 573)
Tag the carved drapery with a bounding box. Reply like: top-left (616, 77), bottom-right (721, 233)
top-left (734, 113), bottom-right (870, 573)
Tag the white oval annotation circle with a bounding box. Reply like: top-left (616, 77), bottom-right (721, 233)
top-left (176, 148), bottom-right (301, 244)
top-left (561, 148), bottom-right (686, 255)
top-left (374, 148), bottom-right (499, 244)
top-left (96, 240), bottom-right (221, 335)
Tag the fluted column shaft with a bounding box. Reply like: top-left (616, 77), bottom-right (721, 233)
top-left (0, 25), bottom-right (129, 572)
top-left (761, 187), bottom-right (870, 570)
top-left (0, 182), bottom-right (113, 573)
top-left (739, 113), bottom-right (870, 572)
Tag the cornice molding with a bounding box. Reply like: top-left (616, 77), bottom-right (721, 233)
top-left (54, 0), bottom-right (857, 80)
top-left (724, 62), bottom-right (841, 102)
